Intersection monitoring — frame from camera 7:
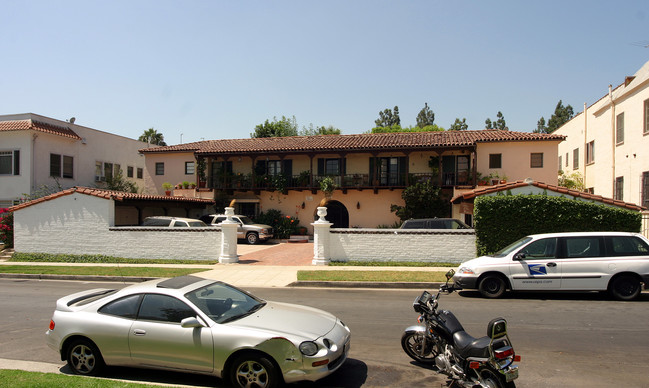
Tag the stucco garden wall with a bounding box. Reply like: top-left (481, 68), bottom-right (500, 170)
top-left (13, 193), bottom-right (221, 260)
top-left (326, 229), bottom-right (476, 263)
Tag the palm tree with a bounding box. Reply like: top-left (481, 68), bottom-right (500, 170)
top-left (139, 128), bottom-right (167, 146)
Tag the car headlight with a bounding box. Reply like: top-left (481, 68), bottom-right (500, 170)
top-left (260, 228), bottom-right (268, 234)
top-left (457, 267), bottom-right (475, 275)
top-left (299, 341), bottom-right (319, 356)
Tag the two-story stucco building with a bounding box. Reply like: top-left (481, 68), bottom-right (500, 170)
top-left (0, 113), bottom-right (149, 207)
top-left (141, 130), bottom-right (564, 229)
top-left (555, 59), bottom-right (649, 208)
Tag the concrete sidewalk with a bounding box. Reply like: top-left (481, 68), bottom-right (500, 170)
top-left (0, 242), bottom-right (454, 288)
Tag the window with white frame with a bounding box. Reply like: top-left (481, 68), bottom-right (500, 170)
top-left (50, 154), bottom-right (73, 178)
top-left (586, 141), bottom-right (595, 164)
top-left (0, 150), bottom-right (20, 176)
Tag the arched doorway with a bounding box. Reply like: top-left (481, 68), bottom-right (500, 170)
top-left (316, 200), bottom-right (349, 228)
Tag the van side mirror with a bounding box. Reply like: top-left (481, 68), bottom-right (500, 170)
top-left (514, 252), bottom-right (526, 261)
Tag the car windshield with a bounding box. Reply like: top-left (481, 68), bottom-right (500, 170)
top-left (489, 236), bottom-right (533, 257)
top-left (238, 216), bottom-right (254, 225)
top-left (185, 281), bottom-right (265, 324)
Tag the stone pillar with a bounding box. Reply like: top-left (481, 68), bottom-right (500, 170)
top-left (311, 206), bottom-right (332, 266)
top-left (219, 207), bottom-right (239, 263)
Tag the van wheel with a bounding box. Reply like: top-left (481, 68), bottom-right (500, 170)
top-left (609, 275), bottom-right (641, 301)
top-left (479, 275), bottom-right (507, 298)
top-left (246, 232), bottom-right (259, 245)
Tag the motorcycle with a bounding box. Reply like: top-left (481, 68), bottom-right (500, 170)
top-left (401, 269), bottom-right (520, 388)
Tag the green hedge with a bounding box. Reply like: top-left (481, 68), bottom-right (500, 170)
top-left (474, 195), bottom-right (642, 256)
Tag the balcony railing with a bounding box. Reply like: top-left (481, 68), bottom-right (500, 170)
top-left (208, 172), bottom-right (470, 191)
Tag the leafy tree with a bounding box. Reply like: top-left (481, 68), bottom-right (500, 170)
top-left (485, 111), bottom-right (507, 130)
top-left (369, 124), bottom-right (444, 134)
top-left (449, 118), bottom-right (468, 131)
top-left (251, 116), bottom-right (299, 138)
top-left (416, 103), bottom-right (435, 128)
top-left (558, 171), bottom-right (585, 191)
top-left (390, 180), bottom-right (448, 220)
top-left (139, 128), bottom-right (167, 146)
top-left (375, 106), bottom-right (400, 128)
top-left (534, 117), bottom-right (547, 133)
top-left (300, 124), bottom-right (341, 136)
top-left (538, 100), bottom-right (574, 133)
top-left (100, 167), bottom-right (139, 193)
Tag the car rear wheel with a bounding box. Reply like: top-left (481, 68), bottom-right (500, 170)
top-left (230, 354), bottom-right (279, 388)
top-left (246, 232), bottom-right (259, 245)
top-left (67, 339), bottom-right (105, 376)
top-left (609, 275), bottom-right (641, 301)
top-left (479, 275), bottom-right (507, 298)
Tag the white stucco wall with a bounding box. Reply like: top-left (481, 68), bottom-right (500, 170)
top-left (13, 193), bottom-right (221, 260)
top-left (327, 229), bottom-right (476, 263)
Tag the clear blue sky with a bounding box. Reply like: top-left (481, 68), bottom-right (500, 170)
top-left (2, 1), bottom-right (648, 144)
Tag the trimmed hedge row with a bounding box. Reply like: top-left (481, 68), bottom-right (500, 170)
top-left (474, 195), bottom-right (642, 256)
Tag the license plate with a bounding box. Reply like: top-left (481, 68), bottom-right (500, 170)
top-left (505, 367), bottom-right (519, 382)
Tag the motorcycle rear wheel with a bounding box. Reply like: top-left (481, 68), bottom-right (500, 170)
top-left (401, 331), bottom-right (437, 364)
top-left (478, 366), bottom-right (516, 388)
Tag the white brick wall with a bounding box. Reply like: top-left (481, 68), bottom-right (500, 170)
top-left (328, 229), bottom-right (476, 263)
top-left (13, 193), bottom-right (221, 261)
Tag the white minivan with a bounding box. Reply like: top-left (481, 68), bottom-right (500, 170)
top-left (453, 232), bottom-right (649, 300)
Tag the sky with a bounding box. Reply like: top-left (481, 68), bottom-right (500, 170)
top-left (2, 1), bottom-right (648, 144)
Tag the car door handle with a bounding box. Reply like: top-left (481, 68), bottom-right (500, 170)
top-left (133, 329), bottom-right (146, 336)
top-left (547, 262), bottom-right (557, 267)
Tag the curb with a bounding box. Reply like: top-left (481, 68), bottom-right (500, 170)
top-left (289, 280), bottom-right (444, 289)
top-left (0, 273), bottom-right (444, 289)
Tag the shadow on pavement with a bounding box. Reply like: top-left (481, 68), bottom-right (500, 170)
top-left (458, 290), bottom-right (649, 302)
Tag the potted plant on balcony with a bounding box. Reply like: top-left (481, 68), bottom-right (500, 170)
top-left (197, 158), bottom-right (207, 188)
top-left (319, 176), bottom-right (337, 198)
top-left (162, 182), bottom-right (173, 196)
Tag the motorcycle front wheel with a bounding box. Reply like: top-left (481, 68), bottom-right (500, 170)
top-left (401, 331), bottom-right (437, 364)
top-left (478, 366), bottom-right (516, 388)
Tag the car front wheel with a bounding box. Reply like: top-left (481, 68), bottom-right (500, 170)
top-left (230, 354), bottom-right (279, 388)
top-left (246, 232), bottom-right (259, 245)
top-left (67, 339), bottom-right (105, 376)
top-left (479, 275), bottom-right (507, 298)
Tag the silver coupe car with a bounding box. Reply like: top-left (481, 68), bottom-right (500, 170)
top-left (46, 276), bottom-right (351, 388)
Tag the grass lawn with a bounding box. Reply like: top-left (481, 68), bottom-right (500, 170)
top-left (298, 270), bottom-right (448, 283)
top-left (0, 265), bottom-right (198, 278)
top-left (0, 370), bottom-right (151, 388)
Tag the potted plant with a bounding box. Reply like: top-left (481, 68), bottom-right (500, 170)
top-left (190, 182), bottom-right (196, 189)
top-left (183, 181), bottom-right (190, 189)
top-left (197, 158), bottom-right (207, 188)
top-left (162, 182), bottom-right (173, 196)
top-left (319, 176), bottom-right (337, 198)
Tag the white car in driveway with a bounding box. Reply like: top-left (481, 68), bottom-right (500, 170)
top-left (46, 276), bottom-right (350, 388)
top-left (453, 232), bottom-right (649, 300)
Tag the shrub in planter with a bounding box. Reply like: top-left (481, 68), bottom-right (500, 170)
top-left (0, 209), bottom-right (13, 249)
top-left (253, 209), bottom-right (299, 239)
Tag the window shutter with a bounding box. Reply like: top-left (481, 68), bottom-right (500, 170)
top-left (13, 150), bottom-right (20, 175)
top-left (283, 159), bottom-right (293, 177)
top-left (317, 158), bottom-right (325, 176)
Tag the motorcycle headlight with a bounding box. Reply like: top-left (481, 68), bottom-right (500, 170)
top-left (457, 267), bottom-right (475, 275)
top-left (299, 341), bottom-right (319, 356)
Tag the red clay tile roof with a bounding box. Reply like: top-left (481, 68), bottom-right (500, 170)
top-left (0, 119), bottom-right (82, 140)
top-left (139, 130), bottom-right (565, 155)
top-left (9, 186), bottom-right (214, 212)
top-left (451, 180), bottom-right (646, 211)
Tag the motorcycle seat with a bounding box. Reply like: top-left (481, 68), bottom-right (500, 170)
top-left (453, 331), bottom-right (494, 359)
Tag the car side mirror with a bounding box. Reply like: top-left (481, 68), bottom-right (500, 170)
top-left (514, 252), bottom-right (526, 261)
top-left (181, 317), bottom-right (204, 328)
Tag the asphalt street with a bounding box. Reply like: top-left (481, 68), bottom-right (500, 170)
top-left (1, 279), bottom-right (648, 387)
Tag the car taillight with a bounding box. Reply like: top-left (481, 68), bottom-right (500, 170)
top-left (49, 320), bottom-right (55, 330)
top-left (494, 346), bottom-right (514, 359)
